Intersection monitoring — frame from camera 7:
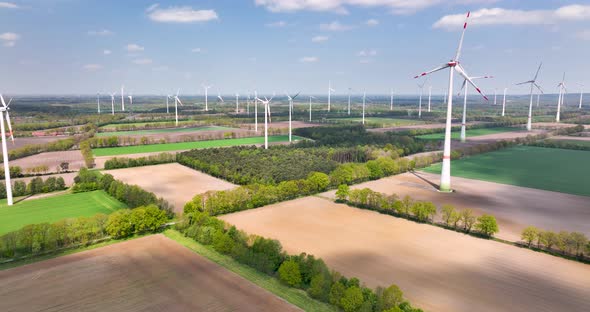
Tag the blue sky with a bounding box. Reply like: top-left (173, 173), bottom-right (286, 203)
top-left (0, 0), bottom-right (589, 95)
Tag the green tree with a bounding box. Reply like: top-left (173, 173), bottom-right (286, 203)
top-left (105, 210), bottom-right (133, 238)
top-left (340, 286), bottom-right (364, 312)
top-left (278, 259), bottom-right (302, 287)
top-left (475, 214), bottom-right (499, 237)
top-left (336, 184), bottom-right (350, 202)
top-left (380, 284), bottom-right (404, 310)
top-left (308, 273), bottom-right (331, 301)
top-left (521, 226), bottom-right (539, 247)
top-left (460, 209), bottom-right (476, 233)
top-left (568, 232), bottom-right (588, 256)
top-left (556, 231), bottom-right (570, 253)
top-left (543, 231), bottom-right (558, 250)
top-left (307, 172), bottom-right (330, 192)
top-left (329, 282), bottom-right (346, 306)
top-left (441, 204), bottom-right (457, 226)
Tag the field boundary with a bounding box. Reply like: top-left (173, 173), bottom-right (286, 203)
top-left (163, 229), bottom-right (336, 312)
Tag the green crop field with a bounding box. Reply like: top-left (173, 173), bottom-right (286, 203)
top-left (0, 190), bottom-right (127, 235)
top-left (93, 135), bottom-right (303, 156)
top-left (416, 127), bottom-right (521, 140)
top-left (328, 117), bottom-right (424, 126)
top-left (96, 126), bottom-right (232, 137)
top-left (422, 146), bottom-right (590, 197)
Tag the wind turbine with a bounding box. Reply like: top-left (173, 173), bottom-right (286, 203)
top-left (494, 88), bottom-right (498, 105)
top-left (536, 93), bottom-right (541, 107)
top-left (428, 86), bottom-right (432, 112)
top-left (235, 93), bottom-right (240, 113)
top-left (174, 89), bottom-right (183, 126)
top-left (97, 93), bottom-right (101, 114)
top-left (578, 83), bottom-right (584, 109)
top-left (255, 94), bottom-right (274, 149)
top-left (0, 94), bottom-right (15, 205)
top-left (309, 95), bottom-right (317, 121)
top-left (347, 88), bottom-right (352, 115)
top-left (120, 85), bottom-right (125, 111)
top-left (362, 91), bottom-right (366, 124)
top-left (390, 89), bottom-right (394, 111)
top-left (286, 92), bottom-right (301, 142)
top-left (166, 94), bottom-right (171, 114)
top-left (328, 81), bottom-right (335, 112)
top-left (110, 93), bottom-right (115, 115)
top-left (458, 75), bottom-right (493, 142)
top-left (556, 72), bottom-right (566, 122)
top-left (502, 88), bottom-right (507, 117)
top-left (217, 90), bottom-right (224, 103)
top-left (128, 93), bottom-right (133, 113)
top-left (414, 11), bottom-right (487, 192)
top-left (202, 84), bottom-right (211, 111)
top-left (247, 94), bottom-right (251, 115)
top-left (417, 78), bottom-right (429, 118)
top-left (516, 62), bottom-right (543, 131)
top-left (254, 91), bottom-right (258, 132)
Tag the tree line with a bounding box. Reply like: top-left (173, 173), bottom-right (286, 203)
top-left (0, 205), bottom-right (168, 261)
top-left (104, 153), bottom-right (177, 170)
top-left (175, 210), bottom-right (423, 312)
top-left (337, 186), bottom-right (499, 238)
top-left (521, 226), bottom-right (589, 261)
top-left (0, 176), bottom-right (67, 199)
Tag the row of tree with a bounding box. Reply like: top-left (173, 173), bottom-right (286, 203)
top-left (88, 131), bottom-right (261, 149)
top-left (0, 205), bottom-right (168, 260)
top-left (1, 137), bottom-right (76, 160)
top-left (104, 153), bottom-right (177, 170)
top-left (528, 139), bottom-right (590, 152)
top-left (0, 176), bottom-right (67, 199)
top-left (337, 186), bottom-right (499, 238)
top-left (521, 226), bottom-right (589, 259)
top-left (175, 210), bottom-right (423, 312)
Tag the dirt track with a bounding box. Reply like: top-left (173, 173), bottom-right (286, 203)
top-left (104, 163), bottom-right (237, 213)
top-left (322, 171), bottom-right (590, 241)
top-left (0, 234), bottom-right (301, 312)
top-left (220, 197), bottom-right (590, 312)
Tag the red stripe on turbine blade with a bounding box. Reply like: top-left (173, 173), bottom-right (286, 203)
top-left (464, 22), bottom-right (467, 29)
top-left (467, 11), bottom-right (470, 18)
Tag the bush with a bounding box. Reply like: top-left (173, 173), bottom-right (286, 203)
top-left (475, 214), bottom-right (499, 237)
top-left (278, 259), bottom-right (302, 287)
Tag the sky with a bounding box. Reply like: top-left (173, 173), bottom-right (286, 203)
top-left (0, 0), bottom-right (589, 96)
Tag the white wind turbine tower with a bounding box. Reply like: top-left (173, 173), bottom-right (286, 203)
top-left (235, 93), bottom-right (240, 114)
top-left (328, 81), bottom-right (335, 112)
top-left (309, 95), bottom-right (317, 121)
top-left (578, 83), bottom-right (584, 109)
top-left (110, 93), bottom-right (115, 115)
top-left (516, 62), bottom-right (543, 131)
top-left (286, 92), bottom-right (301, 142)
top-left (128, 93), bottom-right (133, 113)
top-left (120, 85), bottom-right (125, 111)
top-left (502, 88), bottom-right (507, 117)
top-left (202, 84), bottom-right (211, 111)
top-left (556, 72), bottom-right (567, 122)
top-left (166, 94), bottom-right (171, 114)
top-left (362, 91), bottom-right (367, 125)
top-left (414, 11), bottom-right (488, 192)
top-left (173, 89), bottom-right (183, 126)
top-left (0, 94), bottom-right (15, 205)
top-left (255, 95), bottom-right (274, 149)
top-left (536, 93), bottom-right (541, 107)
top-left (254, 91), bottom-right (259, 132)
top-left (417, 78), bottom-right (428, 118)
top-left (247, 94), bottom-right (251, 115)
top-left (459, 75), bottom-right (493, 142)
top-left (347, 88), bottom-right (352, 115)
top-left (97, 93), bottom-right (101, 114)
top-left (428, 86), bottom-right (432, 112)
top-left (390, 89), bottom-right (394, 111)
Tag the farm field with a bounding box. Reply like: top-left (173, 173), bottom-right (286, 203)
top-left (0, 190), bottom-right (126, 235)
top-left (321, 171), bottom-right (590, 241)
top-left (220, 196), bottom-right (590, 312)
top-left (368, 120), bottom-right (489, 133)
top-left (327, 117), bottom-right (425, 127)
top-left (0, 234), bottom-right (302, 312)
top-left (5, 150), bottom-right (84, 173)
top-left (100, 120), bottom-right (196, 129)
top-left (96, 125), bottom-right (233, 137)
top-left (422, 146), bottom-right (590, 196)
top-left (7, 136), bottom-right (71, 152)
top-left (104, 163), bottom-right (237, 213)
top-left (546, 136), bottom-right (590, 147)
top-left (92, 135), bottom-right (303, 156)
top-left (415, 127), bottom-right (521, 140)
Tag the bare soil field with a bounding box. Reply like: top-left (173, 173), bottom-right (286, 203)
top-left (220, 197), bottom-right (590, 312)
top-left (8, 136), bottom-right (71, 151)
top-left (0, 234), bottom-right (301, 312)
top-left (266, 121), bottom-right (323, 129)
top-left (103, 163), bottom-right (237, 213)
top-left (101, 127), bottom-right (252, 143)
top-left (94, 151), bottom-right (181, 169)
top-left (4, 150), bottom-right (84, 173)
top-left (322, 172), bottom-right (590, 241)
top-left (13, 172), bottom-right (78, 186)
top-left (368, 121), bottom-right (489, 133)
top-left (466, 129), bottom-right (546, 142)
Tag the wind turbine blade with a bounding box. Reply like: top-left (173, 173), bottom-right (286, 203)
top-left (292, 92), bottom-right (301, 100)
top-left (176, 89), bottom-right (180, 97)
top-left (515, 81), bottom-right (533, 86)
top-left (414, 63), bottom-right (450, 79)
top-left (5, 111), bottom-right (14, 142)
top-left (454, 11), bottom-right (470, 62)
top-left (455, 65), bottom-right (488, 100)
top-left (533, 62), bottom-right (543, 81)
top-left (264, 96), bottom-right (268, 102)
top-left (177, 97), bottom-right (184, 106)
top-left (7, 98), bottom-right (12, 107)
top-left (0, 94), bottom-right (5, 108)
top-left (534, 83), bottom-right (544, 94)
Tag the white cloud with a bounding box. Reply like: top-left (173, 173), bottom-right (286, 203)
top-left (320, 21), bottom-right (353, 31)
top-left (434, 5), bottom-right (590, 30)
top-left (0, 2), bottom-right (18, 9)
top-left (147, 5), bottom-right (218, 23)
top-left (126, 44), bottom-right (144, 52)
top-left (0, 32), bottom-right (19, 47)
top-left (266, 21), bottom-right (287, 27)
top-left (146, 3), bottom-right (159, 12)
top-left (575, 29), bottom-right (590, 40)
top-left (191, 47), bottom-right (202, 53)
top-left (366, 19), bottom-right (379, 26)
top-left (88, 29), bottom-right (113, 36)
top-left (300, 56), bottom-right (318, 63)
top-left (255, 0), bottom-right (442, 15)
top-left (358, 49), bottom-right (377, 57)
top-left (133, 58), bottom-right (153, 65)
top-left (312, 35), bottom-right (329, 43)
top-left (83, 64), bottom-right (103, 71)
top-left (103, 49), bottom-right (112, 55)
